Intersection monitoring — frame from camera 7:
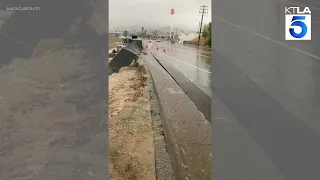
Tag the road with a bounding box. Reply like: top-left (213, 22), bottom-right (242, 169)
top-left (212, 0), bottom-right (320, 180)
top-left (148, 40), bottom-right (212, 121)
top-left (152, 41), bottom-right (211, 96)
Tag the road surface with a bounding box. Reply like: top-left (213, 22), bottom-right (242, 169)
top-left (152, 41), bottom-right (211, 96)
top-left (148, 40), bottom-right (212, 121)
top-left (212, 0), bottom-right (320, 180)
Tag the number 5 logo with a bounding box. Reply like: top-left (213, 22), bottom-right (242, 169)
top-left (289, 16), bottom-right (308, 38)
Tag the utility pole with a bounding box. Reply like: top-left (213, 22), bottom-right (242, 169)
top-left (197, 5), bottom-right (208, 46)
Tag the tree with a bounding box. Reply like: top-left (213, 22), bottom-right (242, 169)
top-left (202, 24), bottom-right (209, 40)
top-left (138, 30), bottom-right (147, 38)
top-left (123, 30), bottom-right (129, 37)
top-left (207, 22), bottom-right (211, 46)
top-left (201, 22), bottom-right (211, 47)
top-left (152, 30), bottom-right (157, 37)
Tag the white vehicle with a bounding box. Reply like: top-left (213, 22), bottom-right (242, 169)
top-left (156, 39), bottom-right (161, 42)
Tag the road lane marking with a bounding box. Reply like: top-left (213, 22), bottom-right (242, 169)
top-left (171, 47), bottom-right (212, 58)
top-left (213, 16), bottom-right (320, 61)
top-left (173, 44), bottom-right (212, 53)
top-left (160, 53), bottom-right (211, 74)
top-left (155, 42), bottom-right (212, 58)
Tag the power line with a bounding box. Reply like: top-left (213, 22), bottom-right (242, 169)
top-left (197, 5), bottom-right (208, 46)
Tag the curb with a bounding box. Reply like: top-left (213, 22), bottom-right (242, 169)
top-left (142, 52), bottom-right (212, 180)
top-left (145, 62), bottom-right (176, 180)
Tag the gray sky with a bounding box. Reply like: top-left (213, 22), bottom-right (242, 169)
top-left (109, 0), bottom-right (211, 32)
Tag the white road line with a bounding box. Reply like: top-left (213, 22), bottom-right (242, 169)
top-left (155, 42), bottom-right (212, 58)
top-left (160, 53), bottom-right (211, 74)
top-left (213, 16), bottom-right (320, 61)
top-left (174, 44), bottom-right (212, 52)
top-left (171, 47), bottom-right (212, 58)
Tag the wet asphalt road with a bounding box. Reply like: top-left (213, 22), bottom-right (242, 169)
top-left (213, 0), bottom-right (320, 179)
top-left (147, 40), bottom-right (212, 121)
top-left (151, 41), bottom-right (212, 96)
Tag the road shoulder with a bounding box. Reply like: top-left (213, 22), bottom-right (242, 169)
top-left (146, 64), bottom-right (175, 180)
top-left (141, 52), bottom-right (212, 180)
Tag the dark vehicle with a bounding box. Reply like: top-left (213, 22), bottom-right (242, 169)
top-left (131, 33), bottom-right (138, 39)
top-left (171, 40), bottom-right (175, 43)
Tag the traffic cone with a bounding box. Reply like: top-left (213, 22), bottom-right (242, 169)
top-left (163, 48), bottom-right (166, 53)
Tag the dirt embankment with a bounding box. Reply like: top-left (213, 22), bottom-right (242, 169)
top-left (109, 66), bottom-right (156, 180)
top-left (109, 34), bottom-right (121, 49)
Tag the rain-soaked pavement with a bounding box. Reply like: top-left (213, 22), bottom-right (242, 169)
top-left (148, 41), bottom-right (212, 121)
top-left (212, 0), bottom-right (320, 180)
top-left (152, 41), bottom-right (212, 96)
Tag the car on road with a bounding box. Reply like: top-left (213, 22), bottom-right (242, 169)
top-left (156, 39), bottom-right (161, 42)
top-left (171, 40), bottom-right (175, 43)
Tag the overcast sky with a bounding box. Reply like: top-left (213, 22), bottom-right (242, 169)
top-left (109, 0), bottom-right (211, 32)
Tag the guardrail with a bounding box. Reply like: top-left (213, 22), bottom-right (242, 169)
top-left (108, 40), bottom-right (143, 74)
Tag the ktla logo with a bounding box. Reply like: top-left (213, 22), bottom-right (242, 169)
top-left (285, 7), bottom-right (311, 40)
